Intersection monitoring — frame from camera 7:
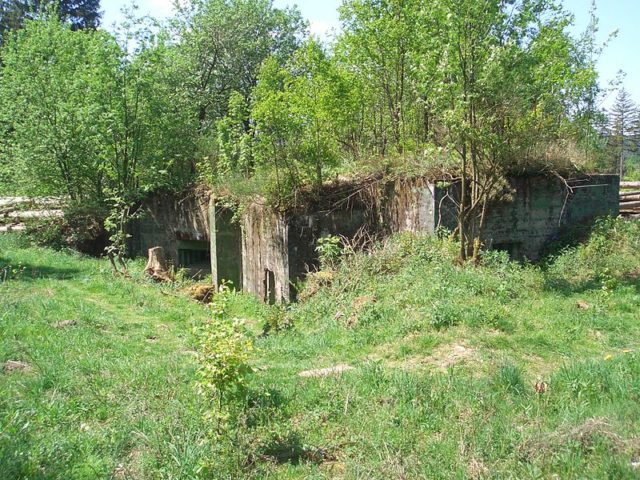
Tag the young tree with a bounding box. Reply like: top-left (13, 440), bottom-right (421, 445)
top-left (250, 39), bottom-right (354, 196)
top-left (337, 0), bottom-right (421, 154)
top-left (334, 0), bottom-right (602, 261)
top-left (608, 87), bottom-right (638, 177)
top-left (0, 12), bottom-right (195, 264)
top-left (0, 15), bottom-right (116, 200)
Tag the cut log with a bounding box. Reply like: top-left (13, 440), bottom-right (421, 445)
top-left (617, 201), bottom-right (640, 209)
top-left (144, 246), bottom-right (173, 282)
top-left (621, 181), bottom-right (640, 189)
top-left (620, 190), bottom-right (640, 197)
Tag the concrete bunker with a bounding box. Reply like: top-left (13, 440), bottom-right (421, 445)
top-left (220, 174), bottom-right (620, 303)
top-left (132, 173), bottom-right (619, 302)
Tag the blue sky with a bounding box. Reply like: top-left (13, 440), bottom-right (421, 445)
top-left (101, 0), bottom-right (639, 107)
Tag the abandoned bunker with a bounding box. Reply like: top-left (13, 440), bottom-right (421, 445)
top-left (129, 173), bottom-right (619, 303)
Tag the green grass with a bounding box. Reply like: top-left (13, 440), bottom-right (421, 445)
top-left (2, 218), bottom-right (640, 478)
top-left (0, 237), bottom-right (211, 479)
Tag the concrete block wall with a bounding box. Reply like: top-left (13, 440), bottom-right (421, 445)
top-left (240, 203), bottom-right (290, 303)
top-left (465, 175), bottom-right (620, 259)
top-left (129, 191), bottom-right (210, 269)
top-left (210, 203), bottom-right (243, 289)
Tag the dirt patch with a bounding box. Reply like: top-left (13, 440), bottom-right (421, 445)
top-left (386, 342), bottom-right (477, 371)
top-left (519, 418), bottom-right (635, 461)
top-left (576, 300), bottom-right (591, 310)
top-left (2, 360), bottom-right (32, 373)
top-left (187, 284), bottom-right (215, 303)
top-left (298, 270), bottom-right (337, 302)
top-left (298, 364), bottom-right (355, 378)
top-left (346, 295), bottom-right (376, 328)
top-left (53, 319), bottom-right (77, 329)
top-left (431, 343), bottom-right (477, 369)
top-left (467, 457), bottom-right (489, 479)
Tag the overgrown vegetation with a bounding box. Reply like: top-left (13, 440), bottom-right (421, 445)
top-left (2, 217), bottom-right (640, 478)
top-left (0, 0), bottom-right (632, 261)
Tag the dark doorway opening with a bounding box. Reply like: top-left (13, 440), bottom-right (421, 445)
top-left (177, 239), bottom-right (211, 277)
top-left (264, 269), bottom-right (276, 304)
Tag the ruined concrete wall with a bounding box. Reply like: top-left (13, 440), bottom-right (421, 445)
top-left (210, 202), bottom-right (243, 289)
top-left (437, 174), bottom-right (620, 260)
top-left (130, 191), bottom-right (210, 268)
top-left (241, 203), bottom-right (290, 303)
top-left (231, 174), bottom-right (619, 302)
top-left (287, 199), bottom-right (376, 292)
top-left (382, 177), bottom-right (437, 233)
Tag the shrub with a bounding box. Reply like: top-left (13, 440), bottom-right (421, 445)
top-left (429, 302), bottom-right (461, 330)
top-left (25, 202), bottom-right (108, 255)
top-left (193, 284), bottom-right (254, 426)
top-left (315, 235), bottom-right (343, 270)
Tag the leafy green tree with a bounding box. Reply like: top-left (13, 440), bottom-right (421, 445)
top-left (0, 15), bottom-right (116, 200)
top-left (338, 0), bottom-right (421, 154)
top-left (333, 0), bottom-right (603, 260)
top-left (171, 0), bottom-right (306, 135)
top-left (250, 39), bottom-right (353, 195)
top-left (215, 91), bottom-right (253, 176)
top-left (0, 0), bottom-right (101, 45)
top-left (0, 13), bottom-right (195, 263)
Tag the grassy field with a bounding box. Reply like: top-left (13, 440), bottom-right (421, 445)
top-left (2, 218), bottom-right (640, 479)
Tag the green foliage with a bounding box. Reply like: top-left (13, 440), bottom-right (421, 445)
top-left (261, 304), bottom-right (290, 336)
top-left (607, 87), bottom-right (639, 177)
top-left (0, 234), bottom-right (210, 479)
top-left (215, 91), bottom-right (253, 176)
top-left (171, 0), bottom-right (306, 136)
top-left (0, 15), bottom-right (118, 200)
top-left (0, 0), bottom-right (101, 46)
top-left (0, 259), bottom-right (25, 282)
top-left (545, 217), bottom-right (640, 292)
top-left (315, 235), bottom-right (343, 270)
top-left (493, 362), bottom-right (526, 395)
top-left (25, 201), bottom-right (107, 254)
top-left (0, 12), bottom-right (195, 197)
top-left (193, 284), bottom-right (254, 425)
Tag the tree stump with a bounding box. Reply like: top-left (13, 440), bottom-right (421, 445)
top-left (144, 246), bottom-right (173, 282)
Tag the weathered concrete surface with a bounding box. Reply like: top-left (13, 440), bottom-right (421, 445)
top-left (129, 191), bottom-right (211, 274)
top-left (472, 175), bottom-right (619, 259)
top-left (232, 174), bottom-right (620, 301)
top-left (382, 177), bottom-right (437, 233)
top-left (131, 173), bottom-right (619, 302)
top-left (210, 201), bottom-right (243, 290)
top-left (241, 202), bottom-right (290, 302)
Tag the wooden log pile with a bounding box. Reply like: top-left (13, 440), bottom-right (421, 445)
top-left (620, 183), bottom-right (640, 217)
top-left (0, 197), bottom-right (65, 234)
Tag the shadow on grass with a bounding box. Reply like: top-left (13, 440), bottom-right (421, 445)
top-left (542, 273), bottom-right (640, 296)
top-left (0, 259), bottom-right (80, 282)
top-left (248, 432), bottom-right (334, 467)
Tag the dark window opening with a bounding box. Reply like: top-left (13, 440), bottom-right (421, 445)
top-left (492, 242), bottom-right (522, 259)
top-left (177, 240), bottom-right (210, 268)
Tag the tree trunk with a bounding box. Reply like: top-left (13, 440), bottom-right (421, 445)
top-left (144, 246), bottom-right (172, 282)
